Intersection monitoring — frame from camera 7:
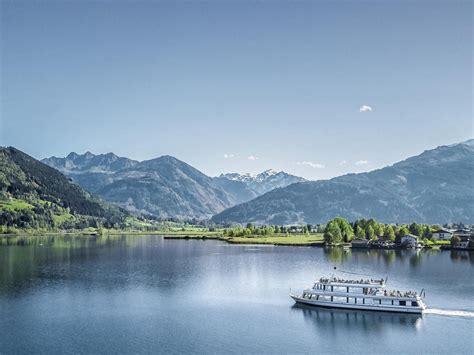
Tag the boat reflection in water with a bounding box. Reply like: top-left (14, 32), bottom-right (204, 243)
top-left (292, 303), bottom-right (423, 332)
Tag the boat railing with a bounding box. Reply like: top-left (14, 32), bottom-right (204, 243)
top-left (383, 289), bottom-right (418, 298)
top-left (319, 277), bottom-right (384, 285)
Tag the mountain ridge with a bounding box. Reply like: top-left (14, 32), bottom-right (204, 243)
top-left (42, 152), bottom-right (305, 218)
top-left (212, 140), bottom-right (474, 224)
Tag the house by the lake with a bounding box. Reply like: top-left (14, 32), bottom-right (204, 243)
top-left (431, 228), bottom-right (453, 241)
top-left (401, 234), bottom-right (419, 248)
top-left (452, 229), bottom-right (472, 249)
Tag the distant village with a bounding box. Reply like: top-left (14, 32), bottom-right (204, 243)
top-left (352, 227), bottom-right (473, 250)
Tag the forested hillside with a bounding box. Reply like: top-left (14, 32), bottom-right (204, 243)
top-left (0, 147), bottom-right (128, 232)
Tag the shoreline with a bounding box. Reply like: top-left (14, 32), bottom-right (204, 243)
top-left (1, 232), bottom-right (472, 250)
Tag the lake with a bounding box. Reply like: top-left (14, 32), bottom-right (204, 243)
top-left (0, 235), bottom-right (473, 354)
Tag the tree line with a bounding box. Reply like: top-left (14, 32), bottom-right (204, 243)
top-left (323, 217), bottom-right (448, 245)
top-left (223, 223), bottom-right (325, 237)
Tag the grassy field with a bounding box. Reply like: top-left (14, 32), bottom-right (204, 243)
top-left (0, 198), bottom-right (34, 211)
top-left (163, 233), bottom-right (325, 246)
top-left (52, 212), bottom-right (75, 225)
top-left (224, 233), bottom-right (325, 246)
top-left (106, 229), bottom-right (222, 236)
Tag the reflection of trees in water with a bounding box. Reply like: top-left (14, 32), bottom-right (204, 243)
top-left (450, 250), bottom-right (474, 264)
top-left (330, 248), bottom-right (403, 268)
top-left (409, 250), bottom-right (423, 268)
top-left (324, 247), bottom-right (351, 263)
top-left (0, 235), bottom-right (147, 294)
top-left (0, 234), bottom-right (204, 296)
top-left (292, 304), bottom-right (421, 333)
top-left (0, 234), bottom-right (144, 247)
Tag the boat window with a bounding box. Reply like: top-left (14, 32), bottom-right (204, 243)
top-left (411, 301), bottom-right (419, 307)
top-left (399, 301), bottom-right (406, 306)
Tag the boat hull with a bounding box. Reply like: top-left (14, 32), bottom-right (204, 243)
top-left (291, 295), bottom-right (424, 314)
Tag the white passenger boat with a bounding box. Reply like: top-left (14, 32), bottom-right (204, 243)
top-left (290, 276), bottom-right (426, 314)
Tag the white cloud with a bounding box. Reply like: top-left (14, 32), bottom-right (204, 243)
top-left (359, 105), bottom-right (373, 112)
top-left (338, 160), bottom-right (347, 166)
top-left (355, 160), bottom-right (369, 166)
top-left (223, 153), bottom-right (235, 159)
top-left (247, 155), bottom-right (259, 161)
top-left (297, 161), bottom-right (325, 169)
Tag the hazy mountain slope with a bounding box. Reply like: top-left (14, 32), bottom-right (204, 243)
top-left (88, 155), bottom-right (234, 219)
top-left (212, 176), bottom-right (259, 205)
top-left (0, 147), bottom-right (127, 222)
top-left (212, 140), bottom-right (474, 224)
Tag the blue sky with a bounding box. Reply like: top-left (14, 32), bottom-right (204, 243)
top-left (1, 0), bottom-right (472, 179)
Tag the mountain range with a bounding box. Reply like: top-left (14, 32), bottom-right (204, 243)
top-left (42, 154), bottom-right (304, 219)
top-left (3, 139), bottom-right (474, 225)
top-left (212, 140), bottom-right (474, 224)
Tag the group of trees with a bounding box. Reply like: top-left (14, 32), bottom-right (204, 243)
top-left (324, 217), bottom-right (355, 244)
top-left (324, 217), bottom-right (449, 245)
top-left (224, 224), bottom-right (277, 237)
top-left (223, 223), bottom-right (324, 238)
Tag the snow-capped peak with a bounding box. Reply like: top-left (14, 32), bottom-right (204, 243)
top-left (219, 169), bottom-right (306, 194)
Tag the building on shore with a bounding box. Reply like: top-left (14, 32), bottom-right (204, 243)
top-left (401, 234), bottom-right (419, 248)
top-left (451, 229), bottom-right (472, 249)
top-left (431, 228), bottom-right (453, 240)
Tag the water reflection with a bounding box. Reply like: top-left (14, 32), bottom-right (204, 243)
top-left (0, 235), bottom-right (164, 294)
top-left (0, 234), bottom-right (143, 247)
top-left (292, 303), bottom-right (422, 331)
top-left (325, 247), bottom-right (474, 268)
top-left (0, 234), bottom-right (221, 296)
top-left (450, 250), bottom-right (474, 264)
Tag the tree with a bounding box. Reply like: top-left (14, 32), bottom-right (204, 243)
top-left (374, 223), bottom-right (384, 238)
top-left (332, 217), bottom-right (354, 242)
top-left (422, 225), bottom-right (431, 239)
top-left (450, 235), bottom-right (461, 247)
top-left (355, 225), bottom-right (365, 240)
top-left (398, 225), bottom-right (410, 237)
top-left (383, 225), bottom-right (396, 242)
top-left (366, 225), bottom-right (375, 240)
top-left (409, 222), bottom-right (423, 237)
top-left (324, 221), bottom-right (342, 245)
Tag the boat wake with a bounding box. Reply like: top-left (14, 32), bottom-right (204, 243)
top-left (424, 308), bottom-right (474, 318)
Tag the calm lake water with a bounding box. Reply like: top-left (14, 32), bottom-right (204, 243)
top-left (0, 235), bottom-right (473, 354)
